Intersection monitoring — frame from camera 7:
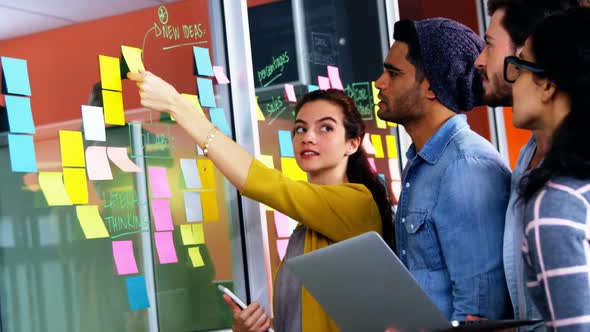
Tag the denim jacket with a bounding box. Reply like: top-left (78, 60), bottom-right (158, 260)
top-left (396, 115), bottom-right (511, 320)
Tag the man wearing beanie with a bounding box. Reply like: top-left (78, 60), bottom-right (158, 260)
top-left (375, 18), bottom-right (511, 320)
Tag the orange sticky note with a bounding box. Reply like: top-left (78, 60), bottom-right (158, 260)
top-left (102, 90), bottom-right (125, 125)
top-left (370, 134), bottom-right (385, 158)
top-left (99, 55), bottom-right (122, 91)
top-left (197, 159), bottom-right (216, 189)
top-left (63, 167), bottom-right (89, 204)
top-left (280, 157), bottom-right (307, 182)
top-left (201, 191), bottom-right (219, 222)
top-left (59, 130), bottom-right (85, 167)
top-left (385, 135), bottom-right (398, 159)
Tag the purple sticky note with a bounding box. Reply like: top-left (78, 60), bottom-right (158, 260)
top-left (147, 166), bottom-right (171, 198)
top-left (154, 231), bottom-right (178, 264)
top-left (277, 239), bottom-right (289, 261)
top-left (274, 211), bottom-right (292, 238)
top-left (327, 66), bottom-right (344, 90)
top-left (112, 240), bottom-right (139, 275)
top-left (284, 84), bottom-right (296, 102)
top-left (318, 76), bottom-right (331, 90)
top-left (151, 199), bottom-right (174, 231)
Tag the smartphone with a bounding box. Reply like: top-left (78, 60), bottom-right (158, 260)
top-left (218, 285), bottom-right (247, 309)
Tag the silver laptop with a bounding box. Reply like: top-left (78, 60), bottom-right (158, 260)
top-left (284, 231), bottom-right (541, 332)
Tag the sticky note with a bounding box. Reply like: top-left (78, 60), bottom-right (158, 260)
top-left (197, 159), bottom-right (216, 189)
top-left (147, 166), bottom-right (171, 198)
top-left (85, 146), bottom-right (113, 180)
top-left (362, 133), bottom-right (376, 154)
top-left (7, 134), bottom-right (37, 172)
top-left (385, 135), bottom-right (398, 159)
top-left (391, 180), bottom-right (402, 201)
top-left (180, 159), bottom-right (201, 189)
top-left (154, 231), bottom-right (178, 264)
top-left (259, 155), bottom-right (275, 169)
top-left (107, 147), bottom-right (141, 172)
top-left (193, 46), bottom-right (214, 76)
top-left (181, 93), bottom-right (205, 115)
top-left (371, 81), bottom-right (380, 104)
top-left (327, 66), bottom-right (344, 90)
top-left (180, 224), bottom-right (197, 245)
top-left (1, 56), bottom-right (31, 96)
top-left (99, 55), bottom-right (122, 91)
top-left (120, 45), bottom-right (145, 75)
top-left (81, 105), bottom-right (106, 141)
top-left (255, 97), bottom-right (265, 121)
top-left (5, 95), bottom-right (35, 134)
top-left (209, 108), bottom-right (232, 136)
top-left (59, 130), bottom-right (85, 167)
top-left (370, 134), bottom-right (385, 158)
top-left (151, 199), bottom-right (174, 231)
top-left (125, 275), bottom-right (150, 311)
top-left (368, 158), bottom-right (377, 172)
top-left (388, 121), bottom-right (397, 127)
top-left (75, 205), bottom-right (110, 239)
top-left (39, 172), bottom-right (73, 206)
top-left (274, 211), bottom-right (293, 238)
top-left (281, 157), bottom-right (307, 182)
top-left (183, 192), bottom-right (203, 222)
top-left (277, 239), bottom-right (289, 260)
top-left (389, 158), bottom-right (401, 181)
top-left (278, 130), bottom-right (294, 157)
top-left (308, 85), bottom-right (319, 93)
top-left (196, 77), bottom-right (216, 108)
top-left (284, 84), bottom-right (297, 102)
top-left (112, 240), bottom-right (139, 275)
top-left (375, 106), bottom-right (387, 129)
top-left (192, 223), bottom-right (205, 244)
top-left (63, 167), bottom-right (89, 204)
top-left (318, 76), bottom-right (331, 90)
top-left (188, 247), bottom-right (205, 267)
top-left (213, 66), bottom-right (230, 84)
top-left (102, 90), bottom-right (125, 125)
top-left (378, 173), bottom-right (386, 184)
top-left (201, 191), bottom-right (219, 222)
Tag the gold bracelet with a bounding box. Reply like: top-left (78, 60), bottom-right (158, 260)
top-left (201, 126), bottom-right (219, 156)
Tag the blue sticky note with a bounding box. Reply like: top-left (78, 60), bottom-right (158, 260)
top-left (209, 108), bottom-right (232, 136)
top-left (5, 95), bottom-right (35, 134)
top-left (126, 275), bottom-right (150, 311)
top-left (378, 173), bottom-right (386, 184)
top-left (8, 134), bottom-right (37, 172)
top-left (1, 57), bottom-right (31, 96)
top-left (196, 78), bottom-right (216, 108)
top-left (278, 130), bottom-right (294, 157)
top-left (308, 85), bottom-right (319, 92)
top-left (193, 47), bottom-right (214, 77)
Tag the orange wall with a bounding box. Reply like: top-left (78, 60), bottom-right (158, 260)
top-left (503, 107), bottom-right (531, 168)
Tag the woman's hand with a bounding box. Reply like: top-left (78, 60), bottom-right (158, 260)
top-left (223, 294), bottom-right (272, 332)
top-left (127, 70), bottom-right (180, 113)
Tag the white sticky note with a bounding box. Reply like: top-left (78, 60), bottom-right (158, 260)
top-left (183, 192), bottom-right (203, 222)
top-left (180, 159), bottom-right (202, 189)
top-left (81, 105), bottom-right (106, 141)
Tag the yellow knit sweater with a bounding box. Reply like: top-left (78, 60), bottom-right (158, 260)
top-left (242, 159), bottom-right (383, 332)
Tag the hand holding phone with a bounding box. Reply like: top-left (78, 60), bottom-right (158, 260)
top-left (218, 285), bottom-right (275, 332)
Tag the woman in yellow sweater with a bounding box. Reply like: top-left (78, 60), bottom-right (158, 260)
top-left (128, 71), bottom-right (394, 332)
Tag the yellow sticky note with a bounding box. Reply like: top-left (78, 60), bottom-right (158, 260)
top-left (188, 247), bottom-right (205, 267)
top-left (192, 223), bottom-right (205, 244)
top-left (387, 121), bottom-right (397, 127)
top-left (63, 167), bottom-right (89, 204)
top-left (181, 93), bottom-right (205, 116)
top-left (281, 157), bottom-right (307, 182)
top-left (259, 155), bottom-right (275, 169)
top-left (121, 45), bottom-right (145, 74)
top-left (59, 130), bottom-right (85, 167)
top-left (180, 224), bottom-right (197, 245)
top-left (385, 135), bottom-right (398, 159)
top-left (102, 90), bottom-right (125, 125)
top-left (201, 191), bottom-right (219, 222)
top-left (197, 159), bottom-right (216, 189)
top-left (374, 106), bottom-right (387, 129)
top-left (256, 97), bottom-right (265, 121)
top-left (370, 134), bottom-right (385, 158)
top-left (99, 55), bottom-right (122, 91)
top-left (39, 172), bottom-right (73, 206)
top-left (76, 205), bottom-right (110, 239)
top-left (371, 81), bottom-right (380, 104)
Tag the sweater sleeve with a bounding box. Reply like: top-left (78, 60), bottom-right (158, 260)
top-left (241, 159), bottom-right (382, 241)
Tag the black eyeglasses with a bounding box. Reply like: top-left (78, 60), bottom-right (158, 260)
top-left (503, 56), bottom-right (546, 83)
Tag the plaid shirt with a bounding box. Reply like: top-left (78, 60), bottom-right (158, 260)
top-left (523, 177), bottom-right (590, 331)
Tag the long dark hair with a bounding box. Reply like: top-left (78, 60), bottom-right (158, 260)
top-left (294, 89), bottom-right (395, 249)
top-left (520, 8), bottom-right (590, 201)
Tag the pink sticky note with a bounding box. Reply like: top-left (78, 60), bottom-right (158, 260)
top-left (277, 239), bottom-right (289, 261)
top-left (327, 66), bottom-right (344, 90)
top-left (274, 211), bottom-right (292, 238)
top-left (151, 199), bottom-right (174, 231)
top-left (86, 146), bottom-right (113, 180)
top-left (147, 166), bottom-right (171, 198)
top-left (112, 240), bottom-right (139, 275)
top-left (213, 66), bottom-right (230, 84)
top-left (388, 158), bottom-right (401, 181)
top-left (154, 231), bottom-right (178, 264)
top-left (368, 158), bottom-right (377, 172)
top-left (284, 84), bottom-right (297, 102)
top-left (107, 147), bottom-right (141, 172)
top-left (362, 133), bottom-right (377, 154)
top-left (318, 76), bottom-right (331, 90)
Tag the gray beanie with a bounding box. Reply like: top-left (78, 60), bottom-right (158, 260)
top-left (394, 18), bottom-right (484, 112)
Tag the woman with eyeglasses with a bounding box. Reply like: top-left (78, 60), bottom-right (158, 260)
top-left (503, 8), bottom-right (590, 331)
